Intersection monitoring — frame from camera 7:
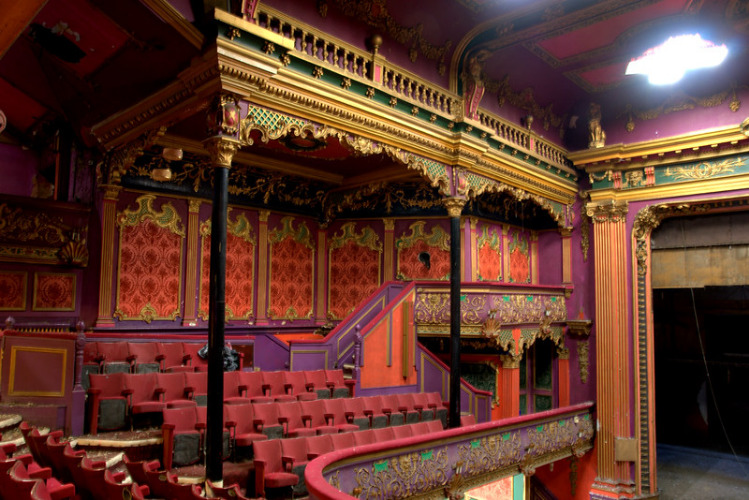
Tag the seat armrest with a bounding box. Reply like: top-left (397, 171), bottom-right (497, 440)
top-left (363, 409), bottom-right (373, 416)
top-left (307, 452), bottom-right (321, 460)
top-left (162, 423), bottom-right (176, 431)
top-left (253, 418), bottom-right (264, 432)
top-left (112, 470), bottom-right (127, 483)
top-left (155, 354), bottom-right (165, 361)
top-left (29, 466), bottom-right (52, 480)
top-left (344, 380), bottom-right (356, 387)
top-left (281, 455), bottom-right (294, 471)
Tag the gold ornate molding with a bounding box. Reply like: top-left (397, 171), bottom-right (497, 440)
top-left (586, 200), bottom-right (628, 223)
top-left (204, 137), bottom-right (240, 168)
top-left (444, 197), bottom-right (467, 218)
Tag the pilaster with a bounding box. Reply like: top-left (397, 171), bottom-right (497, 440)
top-left (588, 200), bottom-right (634, 498)
top-left (182, 198), bottom-right (202, 326)
top-left (561, 227), bottom-right (573, 284)
top-left (499, 353), bottom-right (521, 418)
top-left (316, 227), bottom-right (327, 323)
top-left (95, 185), bottom-right (121, 327)
top-left (531, 231), bottom-right (539, 284)
top-left (256, 210), bottom-right (270, 325)
top-left (468, 217), bottom-right (478, 281)
top-left (383, 218), bottom-right (395, 281)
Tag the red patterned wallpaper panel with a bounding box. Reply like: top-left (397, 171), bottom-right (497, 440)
top-left (508, 230), bottom-right (530, 283)
top-left (269, 217), bottom-right (314, 320)
top-left (115, 196), bottom-right (184, 322)
top-left (477, 224), bottom-right (502, 282)
top-left (33, 272), bottom-right (75, 311)
top-left (396, 222), bottom-right (450, 280)
top-left (199, 213), bottom-right (256, 320)
top-left (0, 271), bottom-right (27, 310)
top-left (328, 223), bottom-right (381, 320)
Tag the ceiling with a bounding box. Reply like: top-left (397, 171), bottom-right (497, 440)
top-left (1, 1), bottom-right (747, 223)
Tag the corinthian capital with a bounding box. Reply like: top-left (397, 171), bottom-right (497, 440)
top-left (585, 200), bottom-right (628, 223)
top-left (204, 137), bottom-right (240, 168)
top-left (443, 197), bottom-right (467, 218)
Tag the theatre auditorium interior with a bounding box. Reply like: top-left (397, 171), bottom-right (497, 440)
top-left (2, 0), bottom-right (749, 499)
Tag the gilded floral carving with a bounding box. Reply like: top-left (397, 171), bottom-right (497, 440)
top-left (354, 447), bottom-right (449, 499)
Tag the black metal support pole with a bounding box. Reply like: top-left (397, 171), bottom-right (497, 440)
top-left (206, 164), bottom-right (228, 482)
top-left (448, 211), bottom-right (462, 428)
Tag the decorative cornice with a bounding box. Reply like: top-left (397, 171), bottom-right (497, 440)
top-left (569, 124), bottom-right (749, 168)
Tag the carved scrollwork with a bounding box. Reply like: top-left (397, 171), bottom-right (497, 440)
top-left (354, 447), bottom-right (449, 499)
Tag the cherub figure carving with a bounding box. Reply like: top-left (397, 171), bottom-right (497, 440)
top-left (588, 102), bottom-right (606, 148)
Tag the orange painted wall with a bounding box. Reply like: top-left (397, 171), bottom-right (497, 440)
top-left (535, 442), bottom-right (597, 500)
top-left (360, 295), bottom-right (416, 388)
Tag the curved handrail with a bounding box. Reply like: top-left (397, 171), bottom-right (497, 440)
top-left (306, 402), bottom-right (595, 500)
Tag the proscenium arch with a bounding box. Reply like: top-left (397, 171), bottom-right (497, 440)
top-left (632, 196), bottom-right (749, 494)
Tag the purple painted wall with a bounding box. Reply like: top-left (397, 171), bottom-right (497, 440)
top-left (0, 143), bottom-right (37, 196)
top-left (537, 229), bottom-right (562, 285)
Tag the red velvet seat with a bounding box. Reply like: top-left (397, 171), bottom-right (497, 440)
top-left (62, 444), bottom-right (105, 494)
top-left (379, 394), bottom-right (405, 426)
top-left (156, 372), bottom-right (197, 408)
top-left (425, 392), bottom-right (448, 428)
top-left (281, 437), bottom-right (311, 497)
top-left (276, 401), bottom-right (317, 438)
top-left (304, 369), bottom-right (332, 399)
top-left (426, 419), bottom-right (445, 432)
top-left (206, 480), bottom-right (253, 500)
top-left (253, 439), bottom-right (299, 498)
top-left (20, 423), bottom-right (57, 468)
top-left (127, 342), bottom-right (161, 373)
top-left (158, 342), bottom-right (193, 372)
top-left (7, 460), bottom-right (76, 500)
top-left (307, 433), bottom-right (336, 459)
top-left (124, 372), bottom-right (165, 428)
top-left (143, 466), bottom-right (208, 500)
top-left (328, 432), bottom-right (354, 453)
top-left (162, 406), bottom-right (205, 470)
top-left (87, 372), bottom-right (129, 434)
top-left (283, 371), bottom-right (317, 401)
top-left (79, 456), bottom-right (130, 500)
top-left (342, 396), bottom-right (371, 430)
top-left (322, 398), bottom-right (359, 433)
top-left (392, 424), bottom-right (413, 439)
top-left (181, 343), bottom-right (209, 371)
top-left (410, 392), bottom-right (435, 421)
top-left (236, 370), bottom-right (272, 404)
top-left (0, 443), bottom-right (34, 481)
top-left (251, 402), bottom-right (284, 440)
top-left (82, 342), bottom-right (101, 391)
top-left (299, 399), bottom-right (338, 435)
top-left (224, 403), bottom-right (267, 459)
top-left (123, 454), bottom-right (160, 487)
top-left (44, 434), bottom-right (82, 483)
top-left (184, 371), bottom-right (208, 406)
top-left (97, 342), bottom-right (132, 374)
top-left (410, 421), bottom-right (432, 436)
top-left (395, 393), bottom-right (421, 424)
top-left (325, 369), bottom-right (356, 398)
top-left (360, 395), bottom-right (391, 428)
top-left (460, 414), bottom-right (477, 426)
top-left (223, 370), bottom-right (248, 404)
top-left (261, 370), bottom-right (296, 402)
top-left (352, 428), bottom-right (377, 446)
top-left (373, 426), bottom-right (395, 441)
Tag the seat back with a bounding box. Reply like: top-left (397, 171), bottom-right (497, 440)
top-left (252, 439), bottom-right (284, 473)
top-left (239, 370), bottom-right (271, 402)
top-left (158, 342), bottom-right (188, 370)
top-left (353, 429), bottom-right (377, 446)
top-left (157, 372), bottom-right (189, 403)
top-left (329, 432), bottom-right (355, 451)
top-left (304, 369), bottom-right (331, 398)
top-left (392, 424), bottom-right (413, 439)
top-left (261, 370), bottom-right (289, 399)
top-left (97, 342), bottom-right (132, 373)
top-left (88, 371), bottom-right (128, 398)
top-left (280, 437), bottom-right (309, 466)
top-left (184, 371), bottom-right (208, 405)
top-left (128, 342), bottom-right (161, 373)
top-left (126, 372), bottom-right (162, 405)
top-left (283, 371), bottom-right (317, 400)
top-left (182, 343), bottom-right (209, 371)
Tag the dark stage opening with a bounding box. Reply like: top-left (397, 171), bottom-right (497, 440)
top-left (654, 287), bottom-right (749, 456)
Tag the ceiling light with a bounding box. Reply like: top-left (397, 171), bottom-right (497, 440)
top-left (625, 34), bottom-right (728, 85)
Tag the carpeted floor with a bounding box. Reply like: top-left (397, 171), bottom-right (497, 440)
top-left (657, 444), bottom-right (749, 500)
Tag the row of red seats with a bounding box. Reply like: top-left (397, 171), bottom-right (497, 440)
top-left (124, 455), bottom-right (252, 500)
top-left (14, 422), bottom-right (148, 500)
top-left (161, 392), bottom-right (448, 470)
top-left (253, 420), bottom-right (445, 497)
top-left (84, 341), bottom-right (217, 376)
top-left (87, 368), bottom-right (355, 435)
top-left (15, 422), bottom-right (251, 500)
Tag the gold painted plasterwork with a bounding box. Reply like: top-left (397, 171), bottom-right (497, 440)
top-left (663, 157), bottom-right (743, 181)
top-left (353, 447), bottom-right (450, 498)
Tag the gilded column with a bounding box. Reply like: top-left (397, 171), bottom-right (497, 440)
top-left (444, 197), bottom-right (467, 428)
top-left (383, 218), bottom-right (395, 281)
top-left (588, 200), bottom-right (634, 499)
top-left (256, 210), bottom-right (270, 325)
top-left (557, 345), bottom-right (570, 407)
top-left (316, 227), bottom-right (327, 323)
top-left (530, 231), bottom-right (539, 284)
top-left (502, 225), bottom-right (510, 283)
top-left (204, 93), bottom-right (241, 485)
top-left (499, 353), bottom-right (520, 418)
top-left (182, 198), bottom-right (202, 326)
top-left (561, 227), bottom-right (573, 284)
top-left (95, 185), bottom-right (121, 327)
top-left (467, 217), bottom-right (478, 281)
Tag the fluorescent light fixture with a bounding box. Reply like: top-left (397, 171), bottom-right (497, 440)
top-left (625, 34), bottom-right (728, 85)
